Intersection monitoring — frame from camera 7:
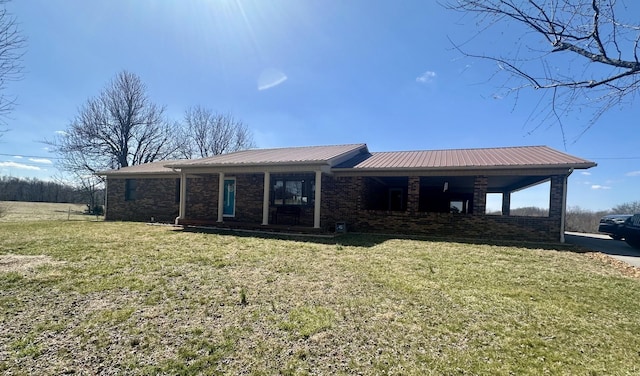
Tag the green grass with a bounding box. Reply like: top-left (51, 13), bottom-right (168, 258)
top-left (1, 220), bottom-right (639, 375)
top-left (0, 201), bottom-right (99, 222)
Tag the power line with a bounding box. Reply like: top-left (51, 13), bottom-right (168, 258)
top-left (587, 157), bottom-right (640, 160)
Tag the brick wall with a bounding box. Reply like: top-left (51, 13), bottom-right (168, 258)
top-left (185, 175), bottom-right (219, 220)
top-left (321, 175), bottom-right (563, 242)
top-left (108, 173), bottom-right (566, 242)
top-left (106, 177), bottom-right (179, 222)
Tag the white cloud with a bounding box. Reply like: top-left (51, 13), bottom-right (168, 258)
top-left (13, 155), bottom-right (22, 159)
top-left (0, 161), bottom-right (42, 171)
top-left (258, 68), bottom-right (287, 91)
top-left (416, 71), bottom-right (437, 84)
top-left (626, 171), bottom-right (640, 177)
top-left (55, 130), bottom-right (67, 135)
top-left (581, 171), bottom-right (591, 176)
top-left (29, 158), bottom-right (53, 164)
top-left (591, 184), bottom-right (611, 190)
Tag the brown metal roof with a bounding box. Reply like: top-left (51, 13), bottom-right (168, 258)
top-left (166, 144), bottom-right (368, 168)
top-left (101, 144), bottom-right (596, 176)
top-left (100, 160), bottom-right (183, 176)
top-left (335, 146), bottom-right (596, 170)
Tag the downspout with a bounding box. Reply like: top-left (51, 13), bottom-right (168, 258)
top-left (560, 171), bottom-right (571, 243)
top-left (173, 169), bottom-right (187, 225)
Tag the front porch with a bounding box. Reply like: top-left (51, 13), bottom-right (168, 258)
top-left (176, 218), bottom-right (330, 235)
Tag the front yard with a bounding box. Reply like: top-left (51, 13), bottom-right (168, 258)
top-left (1, 221), bottom-right (639, 375)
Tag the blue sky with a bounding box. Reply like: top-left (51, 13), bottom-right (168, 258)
top-left (0, 0), bottom-right (638, 211)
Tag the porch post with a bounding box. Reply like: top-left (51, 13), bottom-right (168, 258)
top-left (407, 176), bottom-right (420, 214)
top-left (501, 191), bottom-right (511, 216)
top-left (560, 175), bottom-right (568, 243)
top-left (217, 172), bottom-right (225, 223)
top-left (314, 170), bottom-right (322, 229)
top-left (177, 172), bottom-right (187, 224)
top-left (262, 172), bottom-right (270, 225)
top-left (472, 176), bottom-right (488, 215)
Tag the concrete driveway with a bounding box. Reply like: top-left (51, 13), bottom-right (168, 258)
top-left (565, 231), bottom-right (640, 268)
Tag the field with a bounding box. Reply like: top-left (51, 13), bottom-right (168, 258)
top-left (1, 212), bottom-right (640, 374)
top-left (0, 201), bottom-right (99, 222)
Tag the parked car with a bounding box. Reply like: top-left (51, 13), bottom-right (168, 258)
top-left (622, 214), bottom-right (640, 249)
top-left (598, 214), bottom-right (632, 240)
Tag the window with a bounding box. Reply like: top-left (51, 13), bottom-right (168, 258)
top-left (272, 176), bottom-right (314, 206)
top-left (125, 179), bottom-right (137, 201)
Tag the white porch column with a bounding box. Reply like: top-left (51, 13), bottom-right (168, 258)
top-left (217, 172), bottom-right (225, 223)
top-left (314, 170), bottom-right (322, 229)
top-left (176, 172), bottom-right (187, 225)
top-left (262, 172), bottom-right (270, 225)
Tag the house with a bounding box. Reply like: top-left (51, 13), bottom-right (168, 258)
top-left (101, 143), bottom-right (596, 242)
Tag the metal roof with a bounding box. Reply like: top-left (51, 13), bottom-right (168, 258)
top-left (166, 144), bottom-right (368, 168)
top-left (101, 144), bottom-right (596, 176)
top-left (334, 146), bottom-right (596, 170)
top-left (100, 160), bottom-right (182, 176)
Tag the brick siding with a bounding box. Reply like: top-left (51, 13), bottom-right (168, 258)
top-left (106, 177), bottom-right (179, 222)
top-left (320, 175), bottom-right (564, 242)
top-left (107, 172), bottom-right (566, 242)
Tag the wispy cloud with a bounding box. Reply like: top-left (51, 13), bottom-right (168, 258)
top-left (13, 155), bottom-right (22, 159)
top-left (0, 161), bottom-right (42, 171)
top-left (581, 171), bottom-right (591, 176)
top-left (258, 68), bottom-right (287, 91)
top-left (626, 171), bottom-right (640, 177)
top-left (591, 184), bottom-right (611, 190)
top-left (29, 158), bottom-right (53, 164)
top-left (416, 71), bottom-right (437, 84)
top-left (55, 130), bottom-right (67, 135)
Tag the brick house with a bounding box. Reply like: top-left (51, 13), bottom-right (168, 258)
top-left (101, 143), bottom-right (596, 242)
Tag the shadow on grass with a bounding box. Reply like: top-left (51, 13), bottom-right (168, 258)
top-left (178, 225), bottom-right (580, 252)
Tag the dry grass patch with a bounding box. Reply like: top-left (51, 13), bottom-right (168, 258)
top-left (0, 221), bottom-right (639, 375)
top-left (0, 201), bottom-right (98, 222)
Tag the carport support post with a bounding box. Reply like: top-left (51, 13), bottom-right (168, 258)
top-left (314, 170), bottom-right (322, 229)
top-left (217, 172), bottom-right (225, 223)
top-left (472, 176), bottom-right (488, 214)
top-left (501, 191), bottom-right (511, 216)
top-left (262, 172), bottom-right (270, 225)
top-left (549, 175), bottom-right (568, 243)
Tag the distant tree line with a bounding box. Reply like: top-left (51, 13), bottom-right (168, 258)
top-left (0, 176), bottom-right (104, 205)
top-left (490, 202), bottom-right (640, 233)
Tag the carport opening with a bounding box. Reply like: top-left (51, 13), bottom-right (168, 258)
top-left (510, 181), bottom-right (550, 217)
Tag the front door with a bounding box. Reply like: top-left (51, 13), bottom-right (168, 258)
top-left (223, 178), bottom-right (236, 217)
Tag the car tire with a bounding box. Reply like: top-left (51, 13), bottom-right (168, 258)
top-left (625, 236), bottom-right (640, 250)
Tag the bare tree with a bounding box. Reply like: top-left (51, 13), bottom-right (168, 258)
top-left (446, 0), bottom-right (640, 141)
top-left (179, 105), bottom-right (255, 158)
top-left (48, 71), bottom-right (178, 207)
top-left (612, 200), bottom-right (640, 213)
top-left (50, 70), bottom-right (178, 176)
top-left (0, 0), bottom-right (25, 138)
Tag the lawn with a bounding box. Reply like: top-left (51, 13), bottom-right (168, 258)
top-left (0, 201), bottom-right (98, 222)
top-left (1, 221), bottom-right (639, 375)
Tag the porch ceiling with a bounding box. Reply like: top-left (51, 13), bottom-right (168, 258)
top-left (419, 175), bottom-right (550, 193)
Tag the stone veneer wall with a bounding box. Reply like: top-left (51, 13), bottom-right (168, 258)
top-left (106, 177), bottom-right (179, 222)
top-left (321, 175), bottom-right (564, 242)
